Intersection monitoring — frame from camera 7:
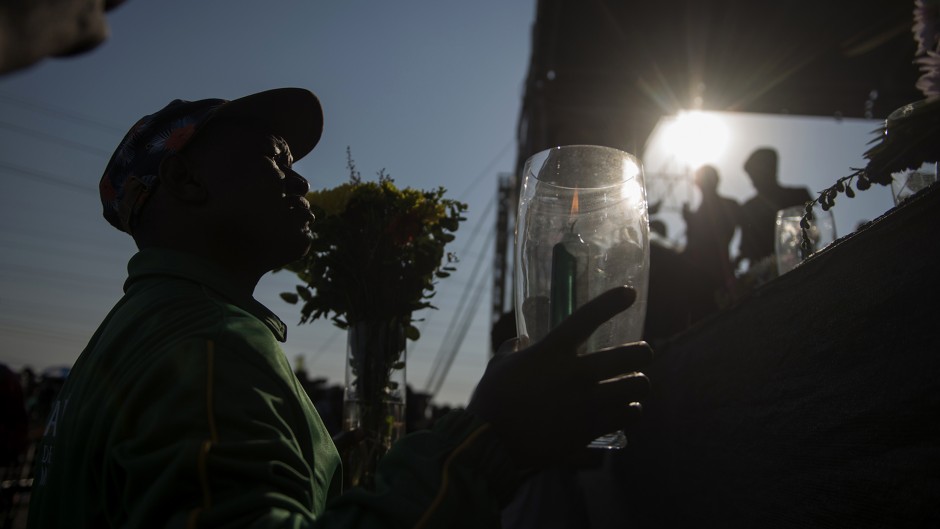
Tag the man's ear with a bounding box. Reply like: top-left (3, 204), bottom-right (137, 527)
top-left (159, 154), bottom-right (208, 203)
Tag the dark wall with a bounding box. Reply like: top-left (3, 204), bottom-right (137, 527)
top-left (612, 185), bottom-right (940, 527)
top-left (517, 0), bottom-right (923, 167)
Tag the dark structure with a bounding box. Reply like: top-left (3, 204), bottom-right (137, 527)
top-left (493, 0), bottom-right (924, 320)
top-left (616, 185), bottom-right (940, 527)
top-left (516, 0), bottom-right (921, 161)
top-left (495, 2), bottom-right (937, 524)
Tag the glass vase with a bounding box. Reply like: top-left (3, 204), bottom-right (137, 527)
top-left (774, 204), bottom-right (836, 276)
top-left (891, 162), bottom-right (937, 205)
top-left (343, 318), bottom-right (407, 489)
top-left (884, 98), bottom-right (939, 203)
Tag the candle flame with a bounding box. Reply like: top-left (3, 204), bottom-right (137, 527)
top-left (570, 189), bottom-right (579, 216)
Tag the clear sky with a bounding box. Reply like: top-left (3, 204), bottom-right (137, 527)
top-left (0, 0), bottom-right (535, 406)
top-left (0, 1), bottom-right (901, 407)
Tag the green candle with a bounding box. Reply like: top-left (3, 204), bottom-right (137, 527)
top-left (550, 239), bottom-right (577, 328)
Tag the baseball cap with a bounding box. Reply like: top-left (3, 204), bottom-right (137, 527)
top-left (99, 87), bottom-right (323, 233)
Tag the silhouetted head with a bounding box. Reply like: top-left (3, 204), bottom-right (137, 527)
top-left (743, 147), bottom-right (778, 192)
top-left (693, 165), bottom-right (720, 193)
top-left (99, 88), bottom-right (323, 287)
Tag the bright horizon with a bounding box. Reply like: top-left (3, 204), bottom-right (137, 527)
top-left (643, 110), bottom-right (895, 255)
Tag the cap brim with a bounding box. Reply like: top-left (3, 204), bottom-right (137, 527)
top-left (211, 87), bottom-right (323, 161)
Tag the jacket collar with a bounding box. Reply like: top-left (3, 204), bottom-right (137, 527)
top-left (123, 248), bottom-right (288, 342)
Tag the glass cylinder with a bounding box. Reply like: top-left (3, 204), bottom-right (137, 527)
top-left (514, 145), bottom-right (650, 449)
top-left (885, 99), bottom-right (939, 205)
top-left (774, 204), bottom-right (836, 276)
top-left (891, 162), bottom-right (937, 205)
top-left (343, 318), bottom-right (407, 489)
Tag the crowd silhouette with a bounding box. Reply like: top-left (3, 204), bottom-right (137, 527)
top-left (492, 147), bottom-right (816, 348)
top-left (642, 147), bottom-right (814, 343)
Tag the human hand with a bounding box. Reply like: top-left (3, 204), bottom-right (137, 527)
top-left (332, 429), bottom-right (365, 459)
top-left (334, 428), bottom-right (370, 490)
top-left (467, 286), bottom-right (652, 471)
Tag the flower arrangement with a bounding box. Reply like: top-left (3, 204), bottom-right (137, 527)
top-left (280, 149), bottom-right (467, 337)
top-left (278, 150), bottom-right (466, 488)
top-left (801, 0), bottom-right (940, 250)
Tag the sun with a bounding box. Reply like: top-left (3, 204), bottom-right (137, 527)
top-left (661, 110), bottom-right (730, 169)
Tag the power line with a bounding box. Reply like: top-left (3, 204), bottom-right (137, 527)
top-left (0, 120), bottom-right (112, 157)
top-left (424, 221), bottom-right (493, 395)
top-left (0, 323), bottom-right (91, 345)
top-left (0, 92), bottom-right (125, 135)
top-left (304, 326), bottom-right (345, 369)
top-left (425, 254), bottom-right (491, 398)
top-left (454, 139), bottom-right (514, 201)
top-left (0, 261), bottom-right (118, 290)
top-left (413, 197), bottom-right (496, 338)
top-left (0, 160), bottom-right (97, 196)
top-left (420, 193), bottom-right (498, 393)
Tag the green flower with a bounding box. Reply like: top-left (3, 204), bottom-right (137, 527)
top-left (279, 155), bottom-right (467, 340)
top-left (308, 183), bottom-right (357, 216)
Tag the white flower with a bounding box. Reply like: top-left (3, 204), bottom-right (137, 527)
top-left (914, 0), bottom-right (940, 97)
top-left (914, 0), bottom-right (940, 55)
top-left (916, 51), bottom-right (940, 97)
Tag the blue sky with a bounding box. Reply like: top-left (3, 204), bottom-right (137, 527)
top-left (0, 1), bottom-right (535, 406)
top-left (0, 1), bottom-right (900, 406)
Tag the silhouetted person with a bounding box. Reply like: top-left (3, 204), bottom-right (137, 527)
top-left (737, 148), bottom-right (813, 267)
top-left (681, 165), bottom-right (740, 301)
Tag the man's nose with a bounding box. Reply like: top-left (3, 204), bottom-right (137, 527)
top-left (285, 169), bottom-right (310, 196)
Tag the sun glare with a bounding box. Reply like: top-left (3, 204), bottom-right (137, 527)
top-left (661, 111), bottom-right (730, 168)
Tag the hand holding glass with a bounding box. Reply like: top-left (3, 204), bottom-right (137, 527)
top-left (514, 145), bottom-right (649, 449)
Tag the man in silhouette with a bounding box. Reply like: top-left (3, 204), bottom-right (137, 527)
top-left (26, 88), bottom-right (652, 528)
top-left (681, 164), bottom-right (740, 298)
top-left (736, 148), bottom-right (813, 267)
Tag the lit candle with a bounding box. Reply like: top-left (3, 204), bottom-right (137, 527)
top-left (550, 190), bottom-right (588, 328)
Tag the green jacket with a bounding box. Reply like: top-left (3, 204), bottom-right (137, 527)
top-left (27, 249), bottom-right (517, 528)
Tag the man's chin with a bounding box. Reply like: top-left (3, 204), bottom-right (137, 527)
top-left (289, 237), bottom-right (314, 263)
top-left (298, 240), bottom-right (313, 259)
top-left (269, 238), bottom-right (313, 272)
